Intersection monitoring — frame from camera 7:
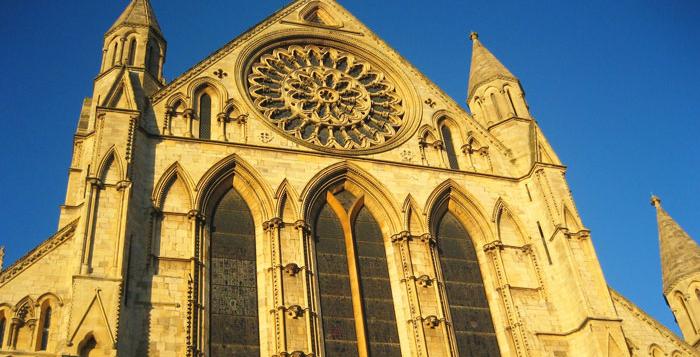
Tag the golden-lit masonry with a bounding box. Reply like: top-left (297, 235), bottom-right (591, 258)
top-left (0, 0), bottom-right (698, 356)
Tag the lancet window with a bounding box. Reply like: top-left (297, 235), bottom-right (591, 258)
top-left (440, 124), bottom-right (460, 170)
top-left (435, 210), bottom-right (500, 355)
top-left (209, 187), bottom-right (259, 356)
top-left (0, 313), bottom-right (5, 347)
top-left (198, 93), bottom-right (212, 140)
top-left (314, 189), bottom-right (401, 356)
top-left (127, 38), bottom-right (137, 66)
top-left (38, 306), bottom-right (52, 351)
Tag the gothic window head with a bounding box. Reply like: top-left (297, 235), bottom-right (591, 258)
top-left (246, 42), bottom-right (419, 154)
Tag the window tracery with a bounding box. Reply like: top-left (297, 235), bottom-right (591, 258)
top-left (314, 189), bottom-right (401, 356)
top-left (435, 210), bottom-right (500, 355)
top-left (248, 44), bottom-right (407, 152)
top-left (209, 187), bottom-right (259, 356)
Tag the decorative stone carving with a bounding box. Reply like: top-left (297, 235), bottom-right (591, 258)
top-left (284, 305), bottom-right (304, 319)
top-left (416, 275), bottom-right (433, 288)
top-left (423, 315), bottom-right (441, 329)
top-left (248, 44), bottom-right (406, 151)
top-left (259, 132), bottom-right (273, 143)
top-left (283, 263), bottom-right (302, 276)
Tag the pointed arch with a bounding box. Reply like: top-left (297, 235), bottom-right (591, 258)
top-left (300, 161), bottom-right (401, 235)
top-left (299, 1), bottom-right (343, 27)
top-left (426, 180), bottom-right (501, 355)
top-left (35, 293), bottom-right (64, 308)
top-left (166, 92), bottom-right (187, 109)
top-left (424, 179), bottom-right (495, 245)
top-left (97, 147), bottom-right (125, 184)
top-left (402, 194), bottom-right (426, 234)
top-left (492, 198), bottom-right (529, 245)
top-left (562, 204), bottom-right (582, 232)
top-left (187, 77), bottom-right (228, 110)
top-left (305, 163), bottom-right (403, 356)
top-left (274, 179), bottom-right (300, 221)
top-left (152, 162), bottom-right (195, 211)
top-left (418, 124), bottom-right (438, 142)
top-left (195, 154), bottom-right (274, 223)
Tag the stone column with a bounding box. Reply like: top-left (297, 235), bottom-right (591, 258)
top-left (390, 231), bottom-right (429, 357)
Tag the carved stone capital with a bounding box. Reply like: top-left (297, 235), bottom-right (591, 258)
top-left (263, 217), bottom-right (284, 231)
top-left (87, 177), bottom-right (104, 189)
top-left (483, 240), bottom-right (504, 252)
top-left (116, 179), bottom-right (131, 191)
top-left (283, 263), bottom-right (302, 277)
top-left (216, 112), bottom-right (228, 123)
top-left (234, 113), bottom-right (249, 125)
top-left (183, 108), bottom-right (195, 120)
top-left (391, 231), bottom-right (411, 244)
top-left (415, 275), bottom-right (433, 288)
top-left (278, 305), bottom-right (304, 319)
top-left (418, 233), bottom-right (436, 245)
top-left (431, 140), bottom-right (444, 150)
top-left (277, 352), bottom-right (313, 357)
top-left (423, 315), bottom-right (441, 329)
top-left (294, 220), bottom-right (311, 234)
top-left (187, 210), bottom-right (205, 223)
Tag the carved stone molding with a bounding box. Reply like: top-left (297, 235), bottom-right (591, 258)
top-left (418, 233), bottom-right (436, 246)
top-left (263, 217), bottom-right (284, 231)
top-left (283, 263), bottom-right (303, 277)
top-left (276, 351), bottom-right (314, 357)
top-left (187, 210), bottom-right (205, 223)
top-left (391, 231), bottom-right (412, 244)
top-left (293, 220), bottom-right (311, 235)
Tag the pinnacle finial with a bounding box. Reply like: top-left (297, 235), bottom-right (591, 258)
top-left (469, 32), bottom-right (479, 41)
top-left (651, 195), bottom-right (662, 208)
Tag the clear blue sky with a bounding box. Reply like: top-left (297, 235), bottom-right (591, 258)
top-left (1, 0), bottom-right (698, 335)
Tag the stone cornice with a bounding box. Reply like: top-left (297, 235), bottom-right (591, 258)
top-left (0, 219), bottom-right (79, 287)
top-left (609, 287), bottom-right (696, 353)
top-left (144, 131), bottom-right (567, 183)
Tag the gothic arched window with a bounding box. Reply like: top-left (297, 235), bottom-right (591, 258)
top-left (199, 93), bottom-right (212, 140)
top-left (210, 188), bottom-right (259, 356)
top-left (127, 38), bottom-right (137, 66)
top-left (0, 313), bottom-right (5, 347)
top-left (111, 41), bottom-right (119, 66)
top-left (314, 190), bottom-right (401, 356)
top-left (146, 42), bottom-right (160, 75)
top-left (436, 210), bottom-right (500, 355)
top-left (440, 124), bottom-right (460, 170)
top-left (38, 306), bottom-right (52, 351)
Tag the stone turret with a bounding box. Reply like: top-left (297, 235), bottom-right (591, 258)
top-left (652, 195), bottom-right (700, 348)
top-left (96, 0), bottom-right (167, 104)
top-left (466, 33), bottom-right (545, 173)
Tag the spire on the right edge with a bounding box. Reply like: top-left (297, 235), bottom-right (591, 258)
top-left (467, 32), bottom-right (517, 101)
top-left (651, 195), bottom-right (700, 293)
top-left (651, 195), bottom-right (700, 348)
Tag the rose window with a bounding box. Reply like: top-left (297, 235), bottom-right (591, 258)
top-left (247, 45), bottom-right (406, 151)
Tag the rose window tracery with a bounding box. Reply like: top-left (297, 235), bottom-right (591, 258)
top-left (247, 45), bottom-right (406, 151)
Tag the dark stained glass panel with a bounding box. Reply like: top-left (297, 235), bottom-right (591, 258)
top-left (316, 202), bottom-right (359, 355)
top-left (354, 207), bottom-right (401, 357)
top-left (210, 188), bottom-right (259, 356)
top-left (437, 211), bottom-right (500, 356)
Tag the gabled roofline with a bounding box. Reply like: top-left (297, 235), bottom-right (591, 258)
top-left (0, 219), bottom-right (79, 287)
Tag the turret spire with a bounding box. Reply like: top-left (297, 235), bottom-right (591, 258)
top-left (107, 0), bottom-right (162, 36)
top-left (467, 32), bottom-right (517, 100)
top-left (651, 195), bottom-right (700, 293)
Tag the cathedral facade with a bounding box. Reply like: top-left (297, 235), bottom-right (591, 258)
top-left (0, 0), bottom-right (698, 356)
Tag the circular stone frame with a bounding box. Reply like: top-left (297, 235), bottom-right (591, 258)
top-left (236, 32), bottom-right (422, 155)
